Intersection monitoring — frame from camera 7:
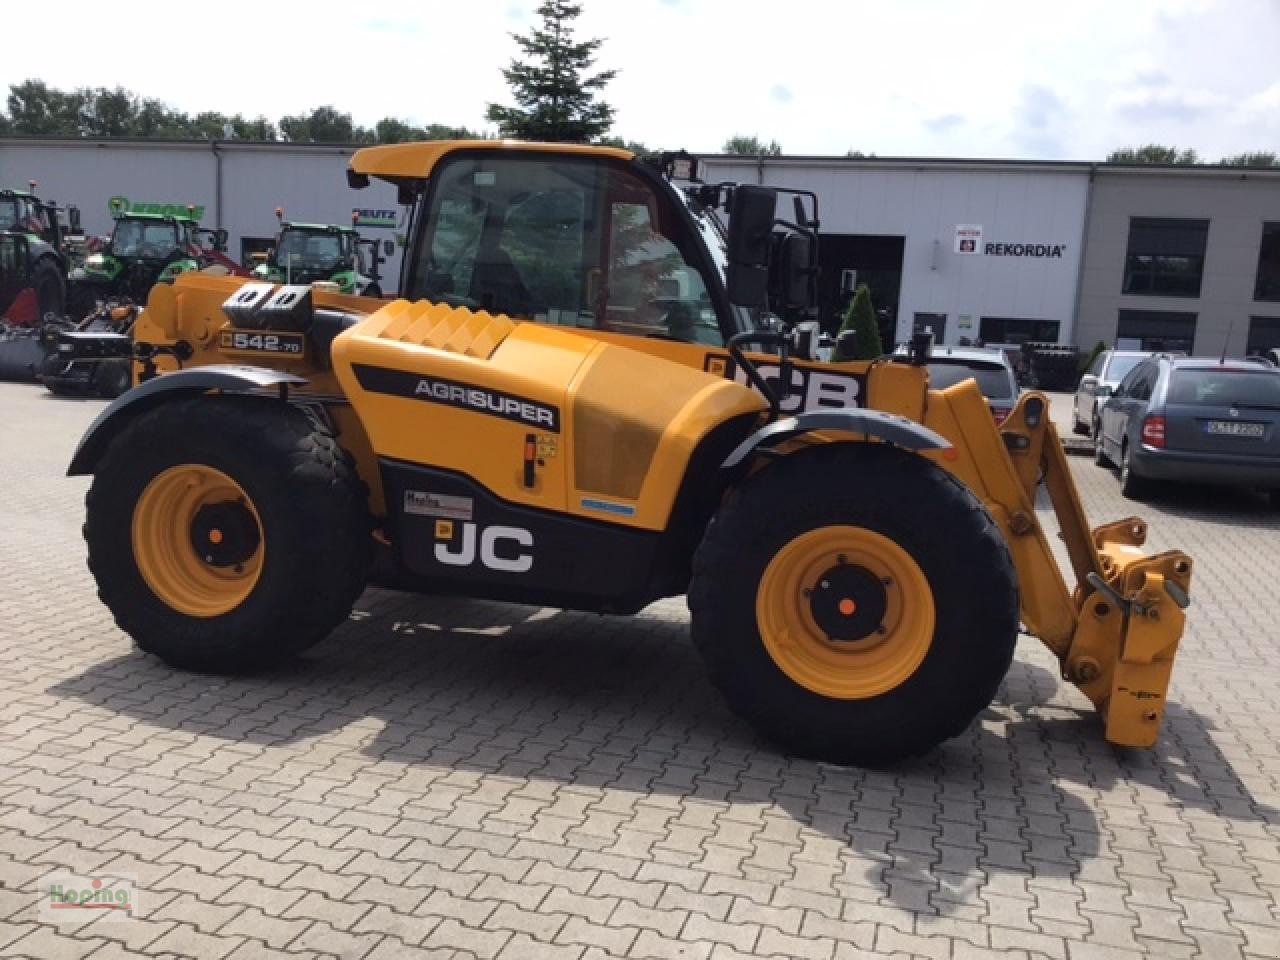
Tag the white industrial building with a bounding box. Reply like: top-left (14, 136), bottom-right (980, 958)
top-left (0, 137), bottom-right (404, 278)
top-left (701, 155), bottom-right (1090, 349)
top-left (5, 136), bottom-right (1278, 357)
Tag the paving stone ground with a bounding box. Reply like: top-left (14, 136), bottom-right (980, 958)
top-left (1, 381), bottom-right (1278, 960)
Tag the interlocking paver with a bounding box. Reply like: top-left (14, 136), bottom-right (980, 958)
top-left (3, 383), bottom-right (1280, 960)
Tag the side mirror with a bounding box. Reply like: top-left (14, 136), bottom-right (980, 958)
top-left (383, 239), bottom-right (394, 256)
top-left (1079, 374), bottom-right (1097, 392)
top-left (215, 228), bottom-right (229, 251)
top-left (68, 206), bottom-right (81, 231)
top-left (771, 232), bottom-right (813, 311)
top-left (725, 185), bottom-right (777, 307)
top-left (727, 186), bottom-right (776, 267)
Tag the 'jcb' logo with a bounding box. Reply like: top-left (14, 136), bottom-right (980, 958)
top-left (434, 521), bottom-right (533, 573)
top-left (732, 364), bottom-right (863, 411)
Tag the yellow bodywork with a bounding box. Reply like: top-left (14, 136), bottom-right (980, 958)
top-left (349, 139), bottom-right (634, 182)
top-left (130, 146), bottom-right (1191, 750)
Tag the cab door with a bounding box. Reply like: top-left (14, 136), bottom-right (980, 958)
top-left (405, 150), bottom-right (731, 351)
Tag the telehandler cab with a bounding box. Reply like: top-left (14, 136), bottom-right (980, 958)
top-left (69, 141), bottom-right (1192, 766)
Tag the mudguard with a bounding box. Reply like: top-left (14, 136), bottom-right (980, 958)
top-left (722, 408), bottom-right (951, 469)
top-left (67, 365), bottom-right (307, 476)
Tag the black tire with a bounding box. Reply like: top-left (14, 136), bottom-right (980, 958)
top-left (1071, 403), bottom-right (1089, 436)
top-left (689, 443), bottom-right (1019, 767)
top-left (92, 360), bottom-right (132, 398)
top-left (1093, 426), bottom-right (1110, 466)
top-left (84, 396), bottom-right (371, 672)
top-left (1119, 442), bottom-right (1149, 499)
top-left (67, 284), bottom-right (100, 322)
top-left (31, 258), bottom-right (66, 319)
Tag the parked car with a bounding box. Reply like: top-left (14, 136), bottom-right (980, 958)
top-left (893, 345), bottom-right (1021, 422)
top-left (1073, 349), bottom-right (1151, 436)
top-left (1094, 355), bottom-right (1280, 503)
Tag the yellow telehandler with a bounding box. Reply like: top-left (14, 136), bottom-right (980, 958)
top-left (68, 142), bottom-right (1191, 766)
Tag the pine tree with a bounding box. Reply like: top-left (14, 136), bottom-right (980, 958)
top-left (486, 1), bottom-right (617, 143)
top-left (832, 284), bottom-right (883, 361)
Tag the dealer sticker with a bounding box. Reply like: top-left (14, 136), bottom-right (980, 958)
top-left (405, 490), bottom-right (474, 521)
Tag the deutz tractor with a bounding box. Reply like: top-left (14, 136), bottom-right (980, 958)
top-left (0, 184), bottom-right (82, 381)
top-left (251, 208), bottom-right (391, 297)
top-left (68, 206), bottom-right (230, 319)
top-left (69, 142), bottom-right (1193, 767)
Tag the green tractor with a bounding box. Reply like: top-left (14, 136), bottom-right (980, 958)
top-left (251, 208), bottom-right (391, 297)
top-left (68, 202), bottom-right (231, 319)
top-left (0, 182), bottom-right (83, 382)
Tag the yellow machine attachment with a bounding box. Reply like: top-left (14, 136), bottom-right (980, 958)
top-left (923, 383), bottom-right (1191, 747)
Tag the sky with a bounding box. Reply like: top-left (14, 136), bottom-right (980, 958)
top-left (5, 0), bottom-right (1279, 162)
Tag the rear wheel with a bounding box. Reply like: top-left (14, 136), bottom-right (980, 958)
top-left (1094, 427), bottom-right (1110, 466)
top-left (1071, 402), bottom-right (1089, 435)
top-left (31, 258), bottom-right (65, 319)
top-left (689, 444), bottom-right (1019, 767)
top-left (84, 396), bottom-right (371, 671)
top-left (1119, 442), bottom-right (1149, 499)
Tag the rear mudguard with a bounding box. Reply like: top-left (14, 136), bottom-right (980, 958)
top-left (722, 408), bottom-right (951, 469)
top-left (67, 365), bottom-right (307, 476)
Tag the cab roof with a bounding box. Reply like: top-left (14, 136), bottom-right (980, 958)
top-left (115, 211), bottom-right (199, 225)
top-left (349, 139), bottom-right (635, 183)
top-left (283, 221), bottom-right (357, 235)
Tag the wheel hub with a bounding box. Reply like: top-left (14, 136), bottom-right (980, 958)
top-left (809, 563), bottom-right (888, 644)
top-left (190, 500), bottom-right (260, 568)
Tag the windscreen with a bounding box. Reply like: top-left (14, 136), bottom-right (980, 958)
top-left (927, 361), bottom-right (1015, 398)
top-left (1105, 354), bottom-right (1145, 382)
top-left (276, 230), bottom-right (345, 271)
top-left (1167, 368), bottom-right (1280, 408)
top-left (110, 220), bottom-right (181, 258)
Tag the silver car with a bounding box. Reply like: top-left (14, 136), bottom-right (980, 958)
top-left (1072, 349), bottom-right (1151, 436)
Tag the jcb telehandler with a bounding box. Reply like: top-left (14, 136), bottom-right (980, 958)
top-left (68, 142), bottom-right (1192, 766)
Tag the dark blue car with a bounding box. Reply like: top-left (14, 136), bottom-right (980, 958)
top-left (1095, 354), bottom-right (1280, 503)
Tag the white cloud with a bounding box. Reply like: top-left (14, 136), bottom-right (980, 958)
top-left (3, 0), bottom-right (1277, 161)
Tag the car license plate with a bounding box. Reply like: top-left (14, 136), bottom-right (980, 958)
top-left (1206, 420), bottom-right (1265, 438)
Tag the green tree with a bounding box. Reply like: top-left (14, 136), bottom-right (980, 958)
top-left (1106, 144), bottom-right (1198, 164)
top-left (486, 0), bottom-right (617, 143)
top-left (832, 284), bottom-right (882, 361)
top-left (723, 135), bottom-right (781, 156)
top-left (6, 80), bottom-right (85, 136)
top-left (1220, 151), bottom-right (1279, 167)
top-left (279, 106), bottom-right (371, 144)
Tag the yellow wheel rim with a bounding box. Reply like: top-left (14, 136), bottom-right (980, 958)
top-left (131, 464), bottom-right (264, 618)
top-left (756, 525), bottom-right (935, 700)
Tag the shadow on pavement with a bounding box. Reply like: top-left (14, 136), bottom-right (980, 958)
top-left (51, 592), bottom-right (1277, 917)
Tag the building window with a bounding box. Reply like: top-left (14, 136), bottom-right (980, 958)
top-left (1255, 222), bottom-right (1280, 302)
top-left (979, 316), bottom-right (1060, 345)
top-left (1247, 316), bottom-right (1280, 355)
top-left (1116, 309), bottom-right (1196, 353)
top-left (1122, 218), bottom-right (1209, 298)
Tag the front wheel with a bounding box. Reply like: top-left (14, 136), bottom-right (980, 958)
top-left (689, 444), bottom-right (1019, 767)
top-left (84, 396), bottom-right (371, 671)
top-left (93, 360), bottom-right (132, 398)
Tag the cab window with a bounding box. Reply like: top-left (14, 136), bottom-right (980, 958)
top-left (409, 153), bottom-right (723, 344)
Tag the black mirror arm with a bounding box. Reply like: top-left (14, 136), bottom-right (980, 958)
top-left (728, 328), bottom-right (791, 421)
